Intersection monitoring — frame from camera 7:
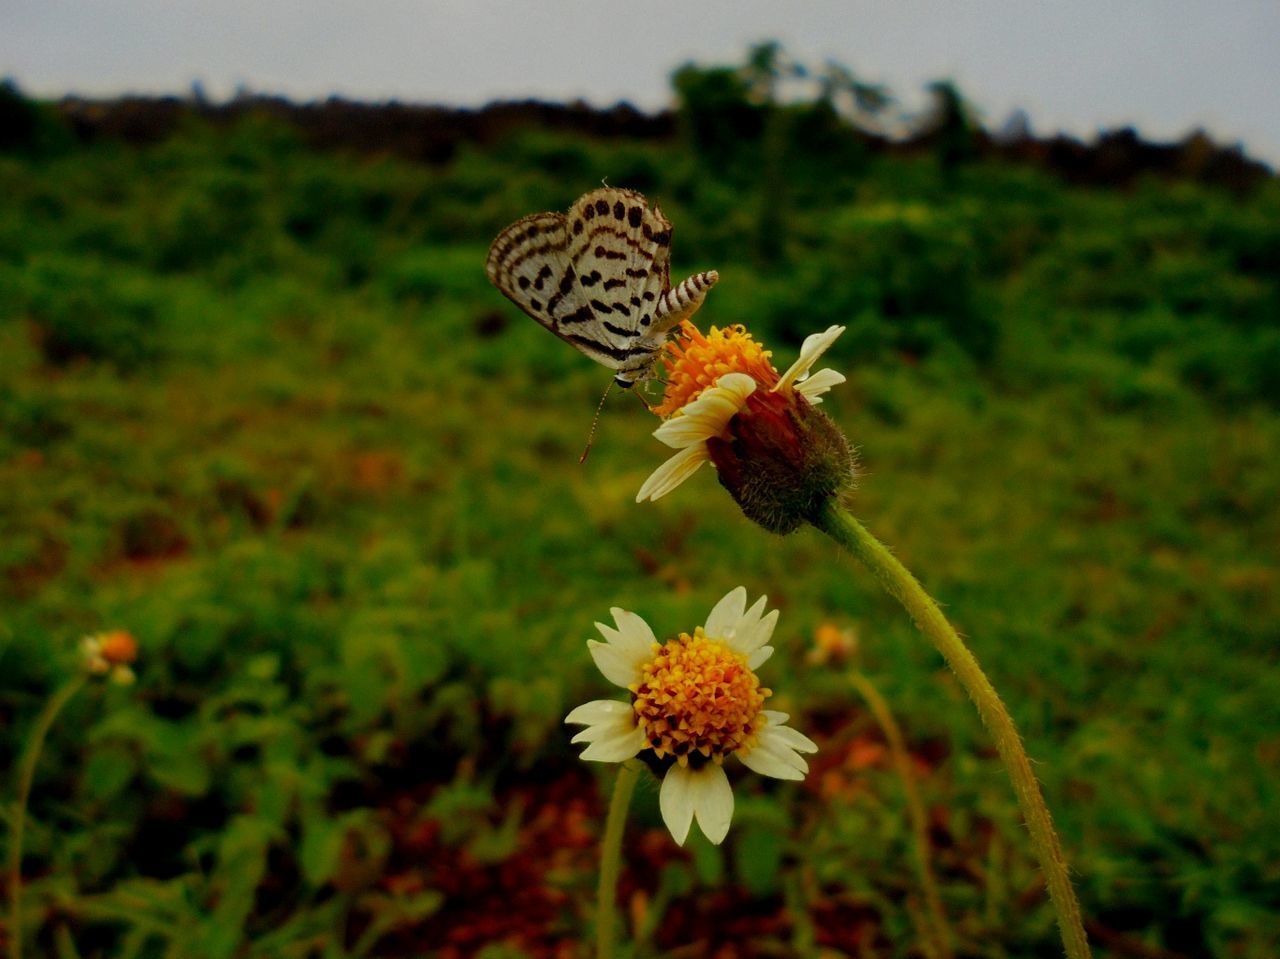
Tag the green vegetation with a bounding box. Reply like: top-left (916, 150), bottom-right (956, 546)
top-left (1, 54), bottom-right (1278, 958)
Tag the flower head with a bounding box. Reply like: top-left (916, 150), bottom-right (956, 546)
top-left (80, 630), bottom-right (138, 685)
top-left (637, 322), bottom-right (854, 534)
top-left (566, 587), bottom-right (818, 846)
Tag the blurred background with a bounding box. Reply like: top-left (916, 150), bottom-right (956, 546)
top-left (2, 4), bottom-right (1278, 958)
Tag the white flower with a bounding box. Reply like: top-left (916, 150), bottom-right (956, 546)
top-left (565, 587), bottom-right (818, 846)
top-left (637, 325), bottom-right (847, 503)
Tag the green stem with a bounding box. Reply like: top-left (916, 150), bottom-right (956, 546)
top-left (851, 671), bottom-right (953, 959)
top-left (595, 762), bottom-right (640, 959)
top-left (9, 674), bottom-right (88, 959)
top-left (814, 501), bottom-right (1090, 959)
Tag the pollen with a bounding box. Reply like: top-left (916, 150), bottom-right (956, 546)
top-left (630, 627), bottom-right (771, 766)
top-left (653, 322), bottom-right (779, 417)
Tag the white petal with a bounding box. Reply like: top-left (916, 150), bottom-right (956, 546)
top-left (720, 594), bottom-right (764, 655)
top-left (636, 444), bottom-right (710, 502)
top-left (654, 396), bottom-right (740, 448)
top-left (701, 372), bottom-right (758, 407)
top-left (580, 725), bottom-right (647, 763)
top-left (773, 326), bottom-right (846, 393)
top-left (663, 764), bottom-right (735, 845)
top-left (728, 601), bottom-right (776, 657)
top-left (704, 587), bottom-right (747, 642)
top-left (738, 741), bottom-right (806, 780)
top-left (599, 609), bottom-right (657, 659)
top-left (762, 709), bottom-right (791, 725)
top-left (743, 593), bottom-right (769, 624)
top-left (568, 706), bottom-right (632, 742)
top-left (798, 326), bottom-right (846, 369)
top-left (652, 374), bottom-right (756, 449)
top-left (565, 699), bottom-right (633, 727)
top-left (588, 639), bottom-right (646, 688)
top-left (747, 645), bottom-right (774, 670)
top-left (743, 726), bottom-right (813, 779)
top-left (764, 723), bottom-right (819, 754)
top-left (688, 763), bottom-right (734, 845)
top-left (795, 368), bottom-right (846, 403)
top-left (659, 763), bottom-right (696, 846)
top-left (565, 701), bottom-right (643, 766)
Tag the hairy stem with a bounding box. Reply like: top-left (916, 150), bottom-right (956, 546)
top-left (596, 762), bottom-right (640, 959)
top-left (814, 501), bottom-right (1090, 959)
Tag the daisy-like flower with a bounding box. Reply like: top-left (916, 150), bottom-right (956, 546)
top-left (565, 587), bottom-right (818, 846)
top-left (80, 630), bottom-right (138, 685)
top-left (637, 322), bottom-right (854, 534)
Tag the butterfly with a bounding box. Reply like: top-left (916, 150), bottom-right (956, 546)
top-left (485, 188), bottom-right (718, 389)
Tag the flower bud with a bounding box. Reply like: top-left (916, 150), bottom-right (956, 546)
top-left (706, 387), bottom-right (855, 534)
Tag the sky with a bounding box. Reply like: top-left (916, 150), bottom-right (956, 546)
top-left (4, 1), bottom-right (1278, 167)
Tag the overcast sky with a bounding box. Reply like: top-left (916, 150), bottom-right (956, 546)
top-left (5, 1), bottom-right (1278, 166)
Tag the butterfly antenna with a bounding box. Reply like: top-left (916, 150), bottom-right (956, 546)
top-left (579, 381), bottom-right (614, 464)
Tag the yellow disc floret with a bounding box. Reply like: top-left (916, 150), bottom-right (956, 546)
top-left (630, 627), bottom-right (771, 767)
top-left (653, 322), bottom-right (778, 417)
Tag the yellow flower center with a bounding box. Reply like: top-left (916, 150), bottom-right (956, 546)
top-left (630, 627), bottom-right (770, 767)
top-left (652, 322), bottom-right (778, 417)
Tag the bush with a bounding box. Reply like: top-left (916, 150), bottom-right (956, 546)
top-left (21, 256), bottom-right (165, 369)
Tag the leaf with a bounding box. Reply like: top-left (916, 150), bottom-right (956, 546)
top-left (300, 808), bottom-right (370, 888)
top-left (82, 745), bottom-right (137, 801)
top-left (200, 815), bottom-right (280, 959)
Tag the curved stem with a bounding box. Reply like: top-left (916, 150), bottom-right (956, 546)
top-left (814, 501), bottom-right (1090, 959)
top-left (851, 671), bottom-right (952, 959)
top-left (596, 762), bottom-right (640, 959)
top-left (9, 674), bottom-right (88, 959)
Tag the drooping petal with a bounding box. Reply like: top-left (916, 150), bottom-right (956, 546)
top-left (773, 325), bottom-right (846, 393)
top-left (636, 444), bottom-right (711, 502)
top-left (687, 763), bottom-right (734, 845)
top-left (704, 587), bottom-right (748, 642)
top-left (659, 762), bottom-right (697, 846)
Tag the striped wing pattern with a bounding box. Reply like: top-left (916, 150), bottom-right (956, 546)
top-left (485, 188), bottom-right (717, 387)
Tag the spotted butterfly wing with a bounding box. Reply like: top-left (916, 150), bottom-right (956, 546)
top-left (485, 188), bottom-right (718, 388)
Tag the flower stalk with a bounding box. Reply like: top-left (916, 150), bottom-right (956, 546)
top-left (815, 500), bottom-right (1091, 959)
top-left (8, 674), bottom-right (89, 959)
top-left (595, 763), bottom-right (640, 959)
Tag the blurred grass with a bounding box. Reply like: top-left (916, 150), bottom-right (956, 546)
top-left (1, 75), bottom-right (1279, 958)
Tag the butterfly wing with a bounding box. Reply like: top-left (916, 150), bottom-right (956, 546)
top-left (484, 209), bottom-right (572, 332)
top-left (485, 188), bottom-right (677, 386)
